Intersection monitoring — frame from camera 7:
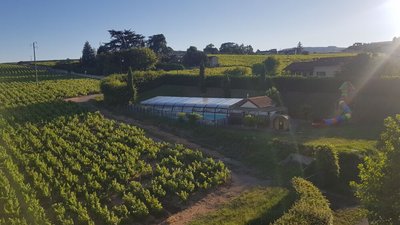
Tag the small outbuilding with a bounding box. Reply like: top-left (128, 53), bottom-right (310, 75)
top-left (207, 56), bottom-right (219, 67)
top-left (272, 115), bottom-right (290, 131)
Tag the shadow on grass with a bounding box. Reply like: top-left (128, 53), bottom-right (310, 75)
top-left (247, 191), bottom-right (296, 225)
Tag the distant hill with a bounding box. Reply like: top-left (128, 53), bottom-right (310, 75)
top-left (303, 46), bottom-right (345, 53)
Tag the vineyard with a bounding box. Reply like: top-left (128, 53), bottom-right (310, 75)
top-left (0, 64), bottom-right (229, 224)
top-left (210, 53), bottom-right (356, 74)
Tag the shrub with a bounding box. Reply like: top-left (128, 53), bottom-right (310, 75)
top-left (177, 112), bottom-right (186, 123)
top-left (243, 114), bottom-right (257, 127)
top-left (264, 56), bottom-right (280, 76)
top-left (312, 145), bottom-right (340, 187)
top-left (223, 67), bottom-right (251, 76)
top-left (337, 152), bottom-right (362, 184)
top-left (273, 177), bottom-right (333, 225)
top-left (100, 74), bottom-right (130, 105)
top-left (252, 63), bottom-right (265, 76)
top-left (156, 62), bottom-right (184, 71)
top-left (186, 113), bottom-right (202, 124)
top-left (266, 86), bottom-right (282, 106)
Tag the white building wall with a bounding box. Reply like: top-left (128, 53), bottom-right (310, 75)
top-left (313, 65), bottom-right (341, 77)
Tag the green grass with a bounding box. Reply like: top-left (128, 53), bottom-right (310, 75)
top-left (189, 187), bottom-right (291, 225)
top-left (211, 53), bottom-right (356, 74)
top-left (334, 207), bottom-right (368, 225)
top-left (304, 138), bottom-right (376, 153)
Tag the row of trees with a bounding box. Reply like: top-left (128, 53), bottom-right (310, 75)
top-left (80, 30), bottom-right (174, 74)
top-left (203, 42), bottom-right (254, 54)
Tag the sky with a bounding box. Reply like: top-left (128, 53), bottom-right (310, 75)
top-left (0, 0), bottom-right (399, 63)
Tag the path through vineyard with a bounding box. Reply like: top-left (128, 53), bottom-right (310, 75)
top-left (66, 94), bottom-right (271, 225)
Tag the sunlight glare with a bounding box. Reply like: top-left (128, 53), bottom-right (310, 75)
top-left (385, 0), bottom-right (400, 33)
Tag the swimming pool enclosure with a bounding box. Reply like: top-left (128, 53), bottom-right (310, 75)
top-left (136, 96), bottom-right (244, 124)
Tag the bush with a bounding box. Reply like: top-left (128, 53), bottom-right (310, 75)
top-left (100, 74), bottom-right (131, 105)
top-left (223, 67), bottom-right (251, 76)
top-left (273, 177), bottom-right (333, 225)
top-left (266, 86), bottom-right (282, 106)
top-left (312, 145), bottom-right (340, 187)
top-left (156, 62), bottom-right (184, 71)
top-left (177, 112), bottom-right (186, 123)
top-left (243, 114), bottom-right (257, 127)
top-left (252, 63), bottom-right (265, 76)
top-left (186, 113), bottom-right (202, 124)
top-left (337, 152), bottom-right (363, 184)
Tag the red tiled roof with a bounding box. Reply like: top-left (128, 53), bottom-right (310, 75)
top-left (245, 96), bottom-right (273, 108)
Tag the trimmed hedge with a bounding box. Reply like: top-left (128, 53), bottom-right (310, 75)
top-left (273, 177), bottom-right (333, 225)
top-left (128, 72), bottom-right (400, 97)
top-left (100, 74), bottom-right (131, 105)
top-left (270, 139), bottom-right (361, 186)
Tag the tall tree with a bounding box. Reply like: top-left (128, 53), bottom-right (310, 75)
top-left (103, 29), bottom-right (145, 52)
top-left (264, 57), bottom-right (279, 76)
top-left (199, 60), bottom-right (206, 93)
top-left (81, 41), bottom-right (96, 66)
top-left (203, 44), bottom-right (219, 54)
top-left (127, 68), bottom-right (138, 103)
top-left (219, 42), bottom-right (241, 54)
top-left (182, 46), bottom-right (207, 67)
top-left (296, 42), bottom-right (303, 54)
top-left (147, 34), bottom-right (167, 54)
top-left (353, 115), bottom-right (400, 224)
top-left (221, 74), bottom-right (231, 97)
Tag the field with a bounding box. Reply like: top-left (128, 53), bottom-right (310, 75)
top-left (31, 53), bottom-right (355, 77)
top-left (210, 53), bottom-right (356, 74)
top-left (156, 53), bottom-right (356, 76)
top-left (0, 64), bottom-right (229, 224)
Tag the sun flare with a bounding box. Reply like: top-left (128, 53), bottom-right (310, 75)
top-left (386, 0), bottom-right (400, 33)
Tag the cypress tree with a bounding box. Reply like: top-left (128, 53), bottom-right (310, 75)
top-left (127, 68), bottom-right (138, 103)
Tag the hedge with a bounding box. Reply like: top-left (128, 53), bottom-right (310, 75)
top-left (272, 177), bottom-right (333, 225)
top-left (107, 73), bottom-right (400, 121)
top-left (270, 139), bottom-right (360, 186)
top-left (100, 74), bottom-right (131, 105)
top-left (134, 73), bottom-right (400, 95)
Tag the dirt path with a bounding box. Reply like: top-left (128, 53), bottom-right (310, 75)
top-left (64, 94), bottom-right (103, 103)
top-left (66, 94), bottom-right (270, 225)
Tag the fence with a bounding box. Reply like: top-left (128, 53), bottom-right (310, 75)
top-left (129, 104), bottom-right (229, 126)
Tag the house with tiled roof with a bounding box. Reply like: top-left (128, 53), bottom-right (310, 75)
top-left (284, 57), bottom-right (353, 77)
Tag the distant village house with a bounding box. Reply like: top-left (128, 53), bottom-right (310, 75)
top-left (284, 57), bottom-right (352, 77)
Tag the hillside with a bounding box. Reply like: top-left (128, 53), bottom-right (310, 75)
top-left (210, 53), bottom-right (355, 74)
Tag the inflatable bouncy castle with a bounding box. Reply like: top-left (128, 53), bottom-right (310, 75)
top-left (312, 81), bottom-right (355, 128)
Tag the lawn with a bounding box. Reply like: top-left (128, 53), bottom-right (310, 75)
top-left (188, 186), bottom-right (367, 225)
top-left (189, 187), bottom-right (291, 225)
top-left (123, 107), bottom-right (381, 182)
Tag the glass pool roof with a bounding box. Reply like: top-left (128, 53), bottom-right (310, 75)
top-left (140, 96), bottom-right (244, 109)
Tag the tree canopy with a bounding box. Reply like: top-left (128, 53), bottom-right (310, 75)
top-left (101, 29), bottom-right (145, 52)
top-left (203, 44), bottom-right (219, 54)
top-left (147, 34), bottom-right (168, 54)
top-left (182, 46), bottom-right (207, 67)
top-left (264, 57), bottom-right (279, 76)
top-left (353, 115), bottom-right (400, 224)
top-left (81, 41), bottom-right (96, 66)
top-left (219, 42), bottom-right (253, 54)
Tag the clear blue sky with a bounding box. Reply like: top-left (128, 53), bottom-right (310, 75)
top-left (0, 0), bottom-right (399, 62)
